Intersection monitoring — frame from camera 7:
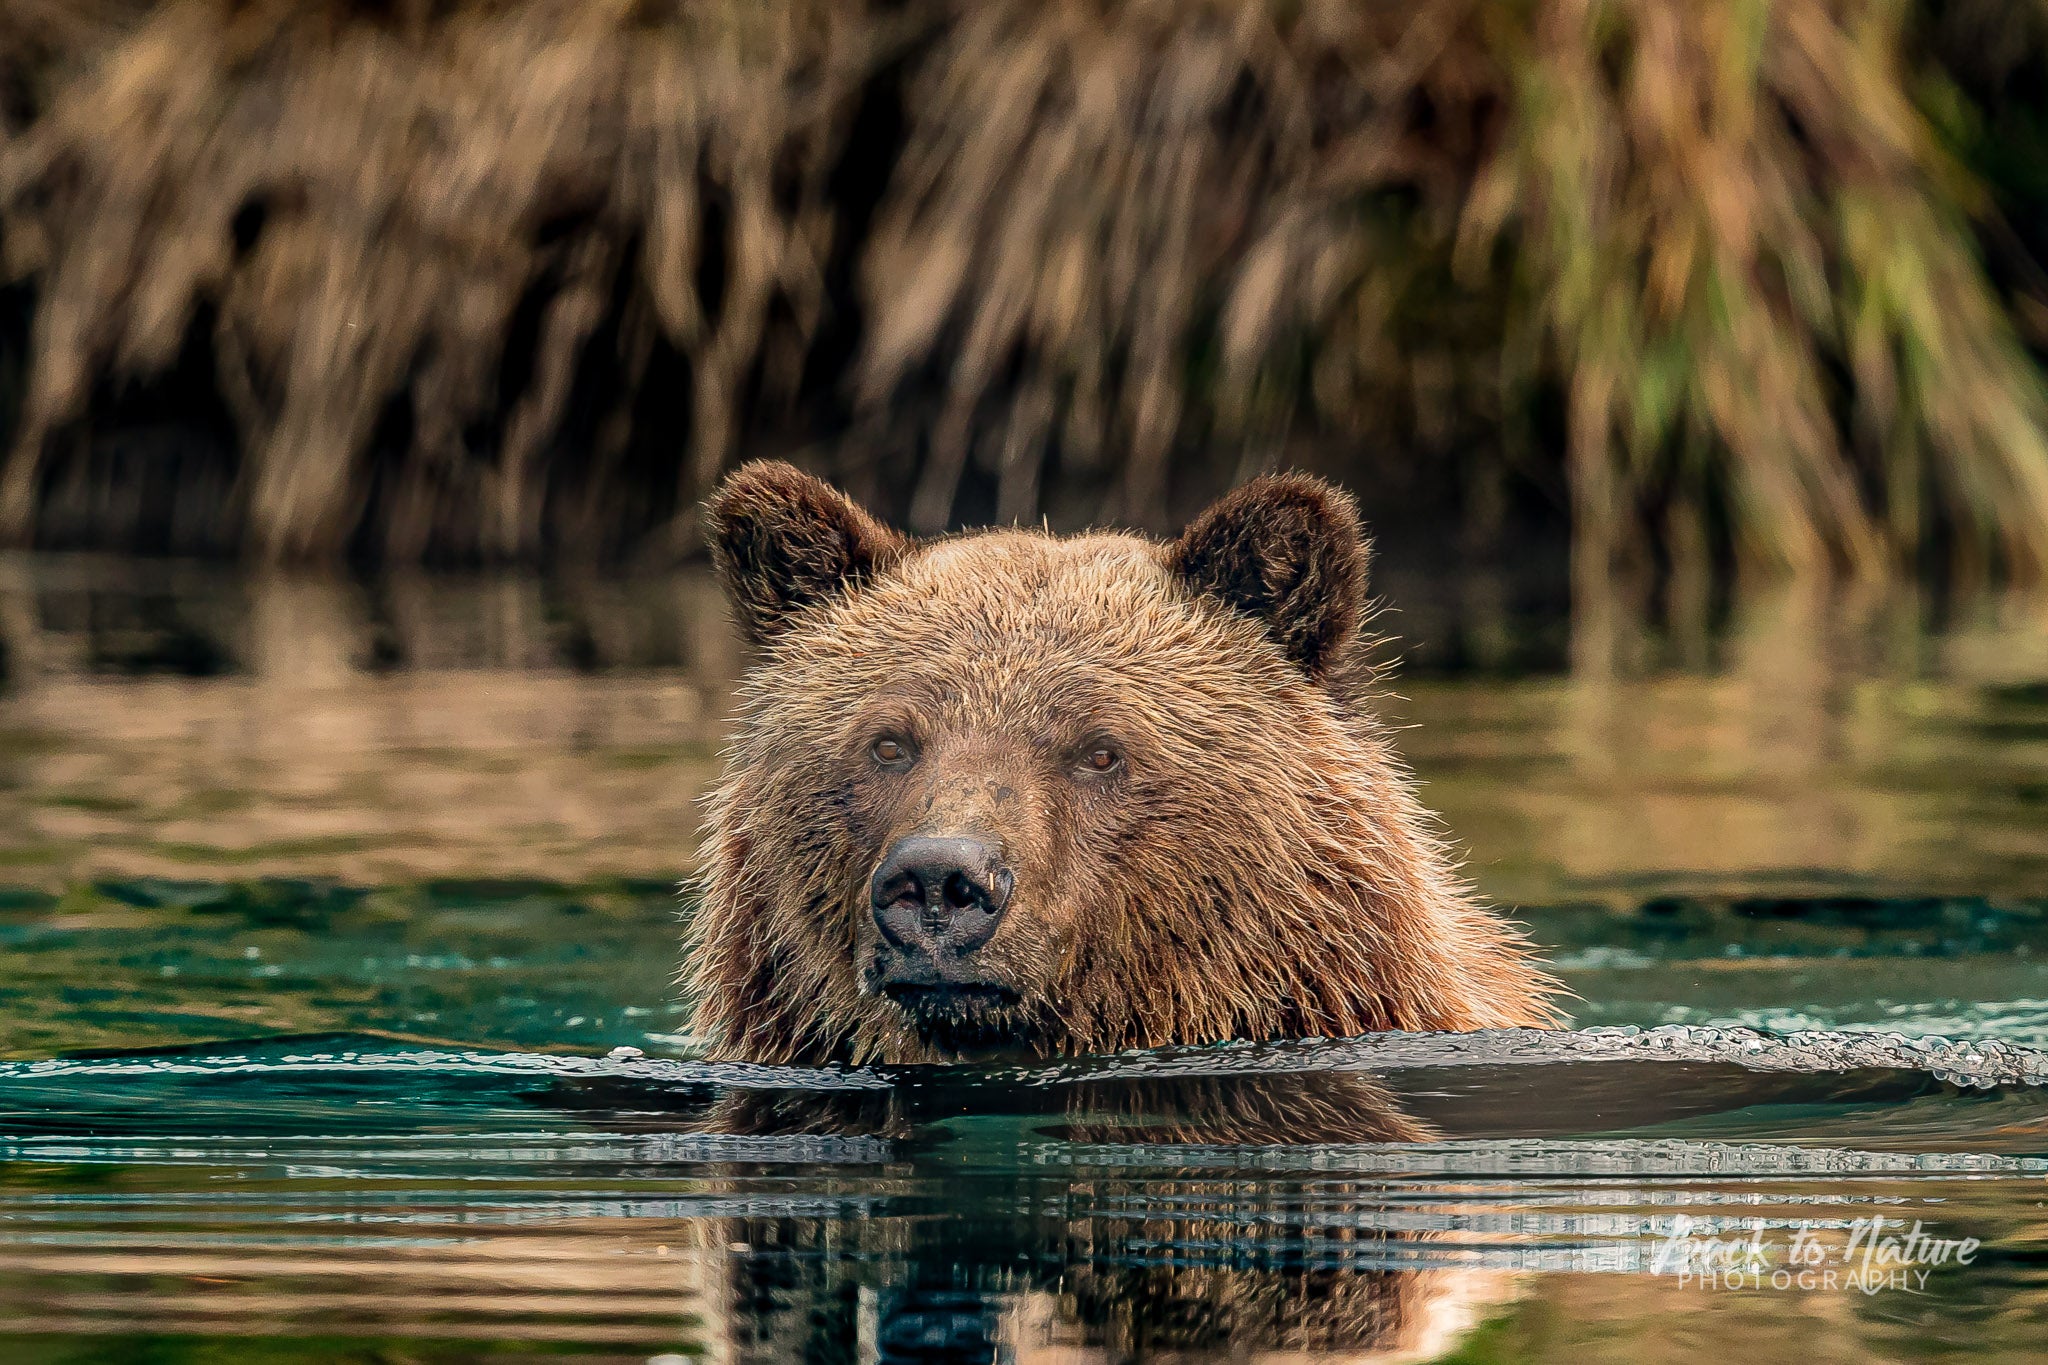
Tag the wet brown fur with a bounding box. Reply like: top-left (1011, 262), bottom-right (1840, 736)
top-left (688, 460), bottom-right (1562, 1065)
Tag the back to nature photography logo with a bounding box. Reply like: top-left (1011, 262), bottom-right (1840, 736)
top-left (1652, 1215), bottom-right (1980, 1294)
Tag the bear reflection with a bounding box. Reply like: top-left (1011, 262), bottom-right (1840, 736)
top-left (716, 1229), bottom-right (1511, 1364)
top-left (685, 1073), bottom-right (1514, 1364)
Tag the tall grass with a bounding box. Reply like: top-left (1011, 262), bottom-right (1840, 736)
top-left (1476, 0), bottom-right (2048, 583)
top-left (2, 0), bottom-right (2046, 575)
top-left (2, 0), bottom-right (890, 558)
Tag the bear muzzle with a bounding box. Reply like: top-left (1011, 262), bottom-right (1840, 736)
top-left (868, 833), bottom-right (1016, 997)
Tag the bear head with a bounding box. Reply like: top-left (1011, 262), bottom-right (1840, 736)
top-left (687, 461), bottom-right (1558, 1064)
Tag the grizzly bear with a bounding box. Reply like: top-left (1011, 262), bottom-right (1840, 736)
top-left (686, 461), bottom-right (1561, 1065)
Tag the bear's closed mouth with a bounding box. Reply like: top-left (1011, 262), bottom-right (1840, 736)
top-left (882, 981), bottom-right (1027, 1050)
top-left (883, 982), bottom-right (1020, 1013)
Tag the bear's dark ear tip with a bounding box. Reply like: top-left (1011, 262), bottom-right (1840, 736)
top-left (1171, 472), bottom-right (1368, 570)
top-left (704, 460), bottom-right (832, 529)
top-left (1217, 472), bottom-right (1361, 538)
top-left (1171, 471), bottom-right (1370, 680)
top-left (703, 463), bottom-right (906, 646)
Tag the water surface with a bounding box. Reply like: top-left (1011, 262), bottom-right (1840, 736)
top-left (2, 557), bottom-right (2048, 1359)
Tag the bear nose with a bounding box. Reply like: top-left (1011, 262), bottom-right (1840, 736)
top-left (870, 835), bottom-right (1013, 954)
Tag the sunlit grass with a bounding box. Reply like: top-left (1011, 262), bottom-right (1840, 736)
top-left (2, 0), bottom-right (2046, 578)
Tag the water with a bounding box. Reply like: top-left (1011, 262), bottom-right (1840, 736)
top-left (4, 556), bottom-right (2048, 1358)
top-left (3, 1033), bottom-right (2047, 1360)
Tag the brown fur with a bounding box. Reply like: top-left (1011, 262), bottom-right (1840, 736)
top-left (687, 461), bottom-right (1561, 1065)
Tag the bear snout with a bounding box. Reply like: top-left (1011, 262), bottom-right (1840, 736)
top-left (869, 834), bottom-right (1013, 968)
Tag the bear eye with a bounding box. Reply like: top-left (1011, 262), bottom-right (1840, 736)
top-left (872, 736), bottom-right (914, 766)
top-left (1081, 745), bottom-right (1121, 774)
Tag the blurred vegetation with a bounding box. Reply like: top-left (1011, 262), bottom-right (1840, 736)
top-left (1, 0), bottom-right (2047, 579)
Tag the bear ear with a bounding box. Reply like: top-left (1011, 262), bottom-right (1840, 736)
top-left (705, 461), bottom-right (909, 645)
top-left (1168, 474), bottom-right (1369, 680)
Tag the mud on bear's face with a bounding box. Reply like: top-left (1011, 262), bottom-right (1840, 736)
top-left (705, 462), bottom-right (1369, 1058)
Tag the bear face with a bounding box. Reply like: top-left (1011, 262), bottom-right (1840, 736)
top-left (688, 462), bottom-right (1560, 1065)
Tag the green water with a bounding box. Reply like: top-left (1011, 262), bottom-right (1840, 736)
top-left (3, 557), bottom-right (2048, 1360)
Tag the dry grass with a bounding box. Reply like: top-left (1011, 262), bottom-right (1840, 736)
top-left (1471, 0), bottom-right (2048, 582)
top-left (867, 0), bottom-right (2048, 575)
top-left (3, 0), bottom-right (2047, 576)
top-left (1, 0), bottom-right (889, 558)
top-left (859, 0), bottom-right (1504, 533)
